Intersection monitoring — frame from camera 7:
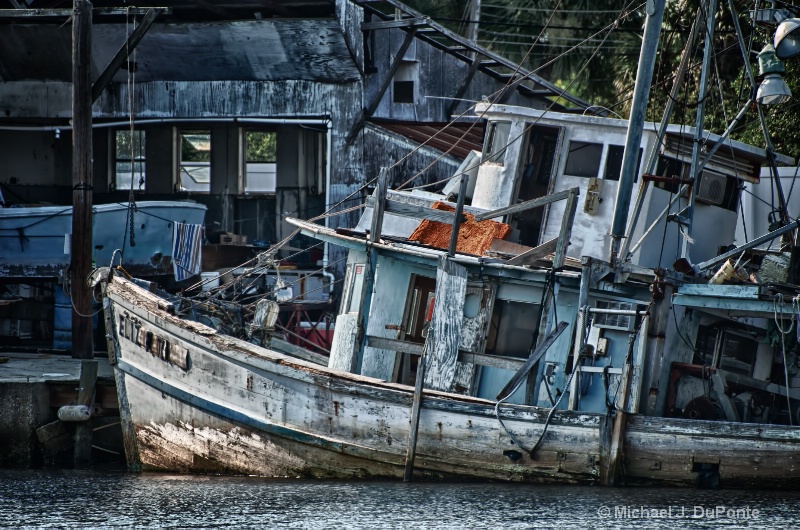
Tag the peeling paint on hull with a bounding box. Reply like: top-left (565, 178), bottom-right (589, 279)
top-left (105, 276), bottom-right (800, 488)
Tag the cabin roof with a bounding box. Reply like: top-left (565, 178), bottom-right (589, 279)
top-left (475, 103), bottom-right (795, 167)
top-left (0, 19), bottom-right (360, 83)
top-left (368, 120), bottom-right (485, 160)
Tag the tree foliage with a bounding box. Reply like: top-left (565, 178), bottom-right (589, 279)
top-left (403, 0), bottom-right (800, 157)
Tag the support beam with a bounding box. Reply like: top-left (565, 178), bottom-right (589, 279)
top-left (697, 219), bottom-right (800, 272)
top-left (92, 9), bottom-right (160, 103)
top-left (365, 196), bottom-right (465, 224)
top-left (448, 174), bottom-right (468, 257)
top-left (73, 359), bottom-right (98, 467)
top-left (71, 0), bottom-right (94, 360)
top-left (0, 7), bottom-right (162, 17)
top-left (346, 28), bottom-right (418, 145)
top-left (355, 168), bottom-right (390, 373)
top-left (473, 188), bottom-right (575, 222)
top-left (553, 187), bottom-right (579, 269)
top-left (362, 18), bottom-right (427, 31)
top-left (496, 321), bottom-right (568, 401)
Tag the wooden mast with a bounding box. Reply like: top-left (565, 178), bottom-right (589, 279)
top-left (71, 0), bottom-right (94, 360)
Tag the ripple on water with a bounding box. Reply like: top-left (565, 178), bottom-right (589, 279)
top-left (1, 470), bottom-right (798, 529)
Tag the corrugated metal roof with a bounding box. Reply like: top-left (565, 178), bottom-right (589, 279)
top-left (0, 19), bottom-right (360, 83)
top-left (368, 119), bottom-right (485, 160)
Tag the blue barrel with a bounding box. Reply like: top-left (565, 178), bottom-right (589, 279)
top-left (53, 287), bottom-right (72, 350)
top-left (53, 286), bottom-right (99, 350)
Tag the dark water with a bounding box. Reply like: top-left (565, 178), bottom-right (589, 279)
top-left (1, 470), bottom-right (798, 529)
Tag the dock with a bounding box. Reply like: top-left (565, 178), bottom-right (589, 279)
top-left (0, 351), bottom-right (123, 468)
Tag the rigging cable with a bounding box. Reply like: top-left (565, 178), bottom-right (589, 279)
top-left (773, 293), bottom-right (795, 426)
top-left (402, 1), bottom-right (644, 192)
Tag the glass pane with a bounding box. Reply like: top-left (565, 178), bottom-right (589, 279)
top-left (245, 163), bottom-right (277, 193)
top-left (180, 130), bottom-right (211, 192)
top-left (245, 131), bottom-right (277, 193)
top-left (115, 161), bottom-right (145, 191)
top-left (179, 163), bottom-right (210, 192)
top-left (115, 130), bottom-right (145, 160)
top-left (484, 121), bottom-right (511, 164)
top-left (246, 131), bottom-right (276, 162)
top-left (564, 141), bottom-right (602, 178)
top-left (181, 130), bottom-right (211, 162)
top-left (604, 145), bottom-right (642, 182)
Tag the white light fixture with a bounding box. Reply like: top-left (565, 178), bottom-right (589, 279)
top-left (775, 16), bottom-right (800, 59)
top-left (757, 44), bottom-right (792, 105)
top-left (758, 73), bottom-right (792, 104)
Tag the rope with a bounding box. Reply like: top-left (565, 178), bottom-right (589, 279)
top-left (494, 305), bottom-right (593, 457)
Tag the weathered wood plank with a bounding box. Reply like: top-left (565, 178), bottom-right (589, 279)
top-left (365, 196), bottom-right (462, 223)
top-left (507, 238), bottom-right (558, 266)
top-left (553, 188), bottom-right (579, 269)
top-left (367, 335), bottom-right (526, 371)
top-left (74, 358), bottom-right (98, 467)
top-left (677, 284), bottom-right (761, 298)
top-left (328, 313), bottom-right (360, 372)
top-left (423, 256), bottom-right (468, 392)
top-left (487, 238), bottom-right (533, 257)
top-left (473, 189), bottom-right (573, 221)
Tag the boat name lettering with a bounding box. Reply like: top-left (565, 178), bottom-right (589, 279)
top-left (118, 312), bottom-right (190, 371)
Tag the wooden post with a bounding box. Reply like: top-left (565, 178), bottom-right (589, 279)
top-left (71, 0), bottom-right (94, 360)
top-left (73, 359), bottom-right (98, 467)
top-left (403, 339), bottom-right (428, 482)
top-left (448, 174), bottom-right (468, 257)
top-left (602, 364), bottom-right (631, 486)
top-left (355, 168), bottom-right (390, 373)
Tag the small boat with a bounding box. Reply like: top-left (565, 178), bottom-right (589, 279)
top-left (0, 201), bottom-right (207, 278)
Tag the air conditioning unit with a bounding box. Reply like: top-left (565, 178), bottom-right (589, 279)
top-left (593, 300), bottom-right (635, 331)
top-left (696, 171), bottom-right (727, 205)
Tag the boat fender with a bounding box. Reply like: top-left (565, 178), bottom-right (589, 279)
top-left (57, 405), bottom-right (91, 422)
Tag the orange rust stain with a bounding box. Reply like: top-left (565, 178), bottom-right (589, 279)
top-left (408, 202), bottom-right (511, 256)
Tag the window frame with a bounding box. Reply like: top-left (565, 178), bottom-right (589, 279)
top-left (177, 128), bottom-right (212, 194)
top-left (111, 128), bottom-right (146, 192)
top-left (242, 128), bottom-right (278, 195)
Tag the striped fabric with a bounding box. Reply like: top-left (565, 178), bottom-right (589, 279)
top-left (173, 223), bottom-right (203, 281)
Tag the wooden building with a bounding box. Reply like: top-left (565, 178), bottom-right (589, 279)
top-left (0, 0), bottom-right (591, 286)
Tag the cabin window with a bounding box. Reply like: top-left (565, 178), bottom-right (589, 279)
top-left (654, 156), bottom-right (686, 193)
top-left (603, 145), bottom-right (642, 182)
top-left (178, 129), bottom-right (211, 193)
top-left (484, 121), bottom-right (511, 164)
top-left (654, 157), bottom-right (740, 212)
top-left (112, 129), bottom-right (145, 192)
top-left (696, 325), bottom-right (758, 377)
top-left (393, 61), bottom-right (418, 104)
top-left (243, 130), bottom-right (277, 194)
top-left (395, 275), bottom-right (436, 385)
top-left (486, 300), bottom-right (540, 359)
top-left (564, 141), bottom-right (602, 178)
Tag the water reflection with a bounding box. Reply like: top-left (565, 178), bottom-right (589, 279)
top-left (1, 470), bottom-right (798, 529)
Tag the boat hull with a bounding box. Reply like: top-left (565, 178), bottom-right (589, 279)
top-left (104, 276), bottom-right (800, 488)
top-left (0, 201), bottom-right (206, 278)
